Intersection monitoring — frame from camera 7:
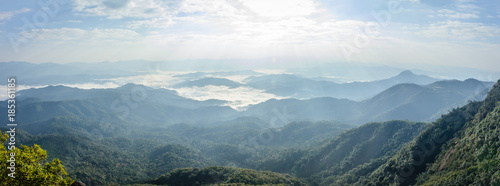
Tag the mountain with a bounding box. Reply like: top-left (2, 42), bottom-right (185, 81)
top-left (385, 70), bottom-right (438, 85)
top-left (4, 84), bottom-right (235, 125)
top-left (3, 116), bottom-right (353, 185)
top-left (242, 79), bottom-right (494, 125)
top-left (334, 79), bottom-right (500, 185)
top-left (5, 78), bottom-right (493, 127)
top-left (244, 79), bottom-right (500, 186)
top-left (173, 77), bottom-right (243, 88)
top-left (244, 70), bottom-right (439, 100)
top-left (174, 70), bottom-right (261, 79)
top-left (359, 78), bottom-right (492, 122)
top-left (0, 61), bottom-right (149, 85)
top-left (249, 120), bottom-right (427, 185)
top-left (6, 76), bottom-right (499, 185)
top-left (243, 97), bottom-right (358, 125)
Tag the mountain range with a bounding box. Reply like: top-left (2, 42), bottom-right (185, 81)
top-left (243, 78), bottom-right (493, 125)
top-left (2, 61), bottom-right (500, 185)
top-left (242, 70), bottom-right (440, 100)
top-left (3, 77), bottom-right (493, 127)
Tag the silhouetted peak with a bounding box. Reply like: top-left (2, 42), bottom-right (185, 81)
top-left (464, 78), bottom-right (480, 83)
top-left (117, 83), bottom-right (148, 90)
top-left (397, 70), bottom-right (416, 77)
top-left (38, 85), bottom-right (78, 91)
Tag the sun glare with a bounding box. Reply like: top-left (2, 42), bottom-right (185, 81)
top-left (240, 0), bottom-right (317, 18)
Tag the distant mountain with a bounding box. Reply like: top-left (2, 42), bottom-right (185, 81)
top-left (243, 97), bottom-right (358, 124)
top-left (7, 75), bottom-right (499, 185)
top-left (173, 77), bottom-right (243, 88)
top-left (0, 61), bottom-right (149, 85)
top-left (242, 79), bottom-right (494, 125)
top-left (244, 70), bottom-right (440, 100)
top-left (385, 69), bottom-right (438, 84)
top-left (174, 70), bottom-right (261, 79)
top-left (18, 83), bottom-right (225, 108)
top-left (4, 84), bottom-right (235, 125)
top-left (7, 78), bottom-right (493, 126)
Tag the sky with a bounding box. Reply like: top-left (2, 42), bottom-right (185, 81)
top-left (0, 0), bottom-right (499, 71)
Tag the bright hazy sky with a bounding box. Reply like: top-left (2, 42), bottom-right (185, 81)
top-left (0, 0), bottom-right (499, 70)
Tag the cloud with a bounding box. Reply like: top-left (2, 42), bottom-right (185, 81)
top-left (437, 9), bottom-right (479, 18)
top-left (0, 8), bottom-right (30, 21)
top-left (22, 27), bottom-right (140, 42)
top-left (102, 0), bottom-right (131, 9)
top-left (419, 21), bottom-right (500, 40)
top-left (2, 0), bottom-right (499, 72)
top-left (240, 0), bottom-right (318, 17)
top-left (58, 82), bottom-right (121, 89)
top-left (109, 72), bottom-right (187, 88)
top-left (173, 85), bottom-right (286, 110)
top-left (106, 71), bottom-right (286, 110)
top-left (0, 84), bottom-right (47, 101)
top-left (72, 0), bottom-right (173, 19)
top-left (0, 82), bottom-right (120, 100)
top-left (455, 2), bottom-right (480, 14)
top-left (67, 20), bottom-right (83, 23)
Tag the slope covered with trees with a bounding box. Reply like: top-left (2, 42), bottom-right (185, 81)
top-left (144, 166), bottom-right (306, 186)
top-left (3, 69), bottom-right (498, 185)
top-left (352, 79), bottom-right (500, 185)
top-left (247, 120), bottom-right (428, 185)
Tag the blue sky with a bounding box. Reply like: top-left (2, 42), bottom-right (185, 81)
top-left (0, 0), bottom-right (499, 71)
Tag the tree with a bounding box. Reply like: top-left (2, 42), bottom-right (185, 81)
top-left (0, 131), bottom-right (73, 185)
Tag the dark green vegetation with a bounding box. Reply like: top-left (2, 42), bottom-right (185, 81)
top-left (3, 65), bottom-right (499, 185)
top-left (2, 117), bottom-right (353, 185)
top-left (247, 120), bottom-right (428, 185)
top-left (0, 131), bottom-right (73, 186)
top-left (145, 166), bottom-right (306, 186)
top-left (338, 79), bottom-right (500, 185)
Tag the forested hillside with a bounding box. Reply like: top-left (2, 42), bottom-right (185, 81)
top-left (352, 79), bottom-right (500, 185)
top-left (144, 166), bottom-right (306, 186)
top-left (2, 75), bottom-right (497, 185)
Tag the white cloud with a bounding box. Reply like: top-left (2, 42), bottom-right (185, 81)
top-left (0, 8), bottom-right (30, 21)
top-left (0, 84), bottom-right (47, 101)
top-left (173, 85), bottom-right (286, 110)
top-left (437, 9), bottom-right (479, 19)
top-left (348, 38), bottom-right (500, 71)
top-left (72, 0), bottom-right (173, 19)
top-left (419, 21), bottom-right (500, 40)
top-left (2, 0), bottom-right (499, 72)
top-left (21, 27), bottom-right (140, 43)
top-left (67, 20), bottom-right (83, 23)
top-left (106, 71), bottom-right (287, 110)
top-left (109, 71), bottom-right (187, 88)
top-left (240, 0), bottom-right (318, 18)
top-left (205, 75), bottom-right (252, 84)
top-left (455, 3), bottom-right (481, 14)
top-left (58, 82), bottom-right (121, 89)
